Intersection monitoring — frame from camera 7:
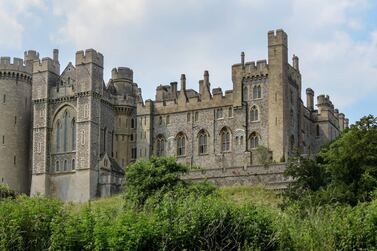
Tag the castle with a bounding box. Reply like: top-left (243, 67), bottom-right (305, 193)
top-left (0, 29), bottom-right (348, 201)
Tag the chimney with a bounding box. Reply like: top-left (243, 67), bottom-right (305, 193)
top-left (53, 49), bottom-right (59, 63)
top-left (180, 74), bottom-right (186, 91)
top-left (241, 51), bottom-right (245, 69)
top-left (292, 54), bottom-right (299, 71)
top-left (306, 88), bottom-right (314, 111)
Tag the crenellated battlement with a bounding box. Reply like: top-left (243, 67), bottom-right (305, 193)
top-left (268, 29), bottom-right (288, 46)
top-left (76, 49), bottom-right (104, 67)
top-left (112, 67), bottom-right (133, 81)
top-left (24, 50), bottom-right (40, 63)
top-left (0, 57), bottom-right (31, 73)
top-left (33, 57), bottom-right (59, 74)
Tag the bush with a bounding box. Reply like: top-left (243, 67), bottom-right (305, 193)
top-left (0, 195), bottom-right (62, 251)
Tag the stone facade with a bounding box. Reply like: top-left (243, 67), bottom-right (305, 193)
top-left (0, 29), bottom-right (348, 201)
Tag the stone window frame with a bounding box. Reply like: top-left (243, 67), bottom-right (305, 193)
top-left (220, 127), bottom-right (231, 153)
top-left (252, 84), bottom-right (262, 99)
top-left (249, 131), bottom-right (260, 149)
top-left (156, 134), bottom-right (165, 157)
top-left (166, 115), bottom-right (170, 125)
top-left (176, 132), bottom-right (186, 157)
top-left (194, 111), bottom-right (199, 122)
top-left (250, 105), bottom-right (259, 122)
top-left (228, 107), bottom-right (233, 118)
top-left (216, 108), bottom-right (223, 120)
top-left (197, 129), bottom-right (209, 155)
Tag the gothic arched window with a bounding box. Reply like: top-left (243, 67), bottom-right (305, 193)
top-left (72, 118), bottom-right (76, 150)
top-left (72, 159), bottom-right (75, 170)
top-left (253, 85), bottom-right (261, 99)
top-left (249, 132), bottom-right (259, 149)
top-left (176, 133), bottom-right (186, 156)
top-left (63, 111), bottom-right (69, 152)
top-left (250, 106), bottom-right (259, 122)
top-left (56, 120), bottom-right (61, 152)
top-left (198, 130), bottom-right (208, 155)
top-left (156, 135), bottom-right (165, 157)
top-left (220, 127), bottom-right (231, 152)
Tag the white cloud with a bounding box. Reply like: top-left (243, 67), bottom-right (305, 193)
top-left (0, 0), bottom-right (45, 49)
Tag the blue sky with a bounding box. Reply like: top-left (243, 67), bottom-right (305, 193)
top-left (1, 0), bottom-right (376, 123)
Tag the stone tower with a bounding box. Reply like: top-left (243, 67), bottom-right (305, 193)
top-left (267, 29), bottom-right (289, 161)
top-left (30, 50), bottom-right (60, 196)
top-left (0, 52), bottom-right (37, 193)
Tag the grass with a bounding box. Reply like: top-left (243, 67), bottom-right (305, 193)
top-left (219, 185), bottom-right (282, 208)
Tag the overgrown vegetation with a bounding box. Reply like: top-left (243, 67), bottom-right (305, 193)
top-left (0, 115), bottom-right (377, 250)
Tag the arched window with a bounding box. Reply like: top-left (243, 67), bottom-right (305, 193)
top-left (156, 135), bottom-right (165, 157)
top-left (64, 160), bottom-right (67, 171)
top-left (72, 118), bottom-right (76, 150)
top-left (131, 118), bottom-right (135, 129)
top-left (56, 120), bottom-right (61, 152)
top-left (253, 85), bottom-right (261, 99)
top-left (220, 127), bottom-right (231, 152)
top-left (176, 133), bottom-right (186, 156)
top-left (198, 130), bottom-right (208, 155)
top-left (56, 161), bottom-right (60, 172)
top-left (249, 132), bottom-right (259, 149)
top-left (72, 159), bottom-right (75, 170)
top-left (63, 110), bottom-right (69, 152)
top-left (250, 106), bottom-right (259, 121)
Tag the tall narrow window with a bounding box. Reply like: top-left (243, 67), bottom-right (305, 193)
top-left (253, 85), bottom-right (261, 99)
top-left (250, 106), bottom-right (259, 121)
top-left (2, 135), bottom-right (4, 145)
top-left (290, 135), bottom-right (295, 151)
top-left (316, 125), bottom-right (320, 137)
top-left (72, 159), bottom-right (75, 170)
top-left (198, 130), bottom-right (208, 154)
top-left (131, 118), bottom-right (135, 128)
top-left (156, 135), bottom-right (165, 157)
top-left (2, 94), bottom-right (5, 103)
top-left (56, 161), bottom-right (60, 172)
top-left (63, 111), bottom-right (68, 152)
top-left (187, 113), bottom-right (191, 122)
top-left (72, 119), bottom-right (76, 150)
top-left (103, 127), bottom-right (107, 153)
top-left (220, 128), bottom-right (231, 152)
top-left (166, 115), bottom-right (170, 125)
top-left (176, 133), bottom-right (185, 156)
top-left (56, 120), bottom-right (61, 152)
top-left (216, 108), bottom-right (223, 119)
top-left (64, 160), bottom-right (67, 171)
top-left (195, 112), bottom-right (199, 121)
top-left (81, 130), bottom-right (85, 145)
top-left (249, 132), bottom-right (259, 149)
top-left (228, 107), bottom-right (233, 117)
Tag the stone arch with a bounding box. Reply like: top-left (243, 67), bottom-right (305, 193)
top-left (219, 126), bottom-right (232, 152)
top-left (51, 104), bottom-right (77, 153)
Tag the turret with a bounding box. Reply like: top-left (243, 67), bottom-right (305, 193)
top-left (75, 49), bottom-right (104, 93)
top-left (306, 88), bottom-right (314, 111)
top-left (24, 50), bottom-right (40, 71)
top-left (339, 113), bottom-right (345, 131)
top-left (111, 67), bottom-right (134, 96)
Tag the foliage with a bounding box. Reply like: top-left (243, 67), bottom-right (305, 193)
top-left (256, 145), bottom-right (273, 167)
top-left (0, 195), bottom-right (62, 251)
top-left (124, 156), bottom-right (189, 208)
top-left (0, 184), bottom-right (16, 199)
top-left (284, 115), bottom-right (377, 207)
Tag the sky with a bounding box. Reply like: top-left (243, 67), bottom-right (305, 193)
top-left (0, 0), bottom-right (376, 124)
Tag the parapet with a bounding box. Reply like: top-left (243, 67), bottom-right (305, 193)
top-left (0, 57), bottom-right (30, 73)
top-left (24, 50), bottom-right (40, 62)
top-left (111, 67), bottom-right (133, 81)
top-left (75, 49), bottom-right (104, 67)
top-left (268, 29), bottom-right (288, 46)
top-left (33, 57), bottom-right (59, 74)
top-left (212, 87), bottom-right (223, 96)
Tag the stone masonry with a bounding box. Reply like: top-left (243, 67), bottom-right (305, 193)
top-left (0, 29), bottom-right (348, 201)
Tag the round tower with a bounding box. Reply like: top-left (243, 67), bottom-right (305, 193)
top-left (0, 51), bottom-right (38, 193)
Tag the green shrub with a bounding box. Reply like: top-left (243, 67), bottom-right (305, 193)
top-left (0, 195), bottom-right (62, 251)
